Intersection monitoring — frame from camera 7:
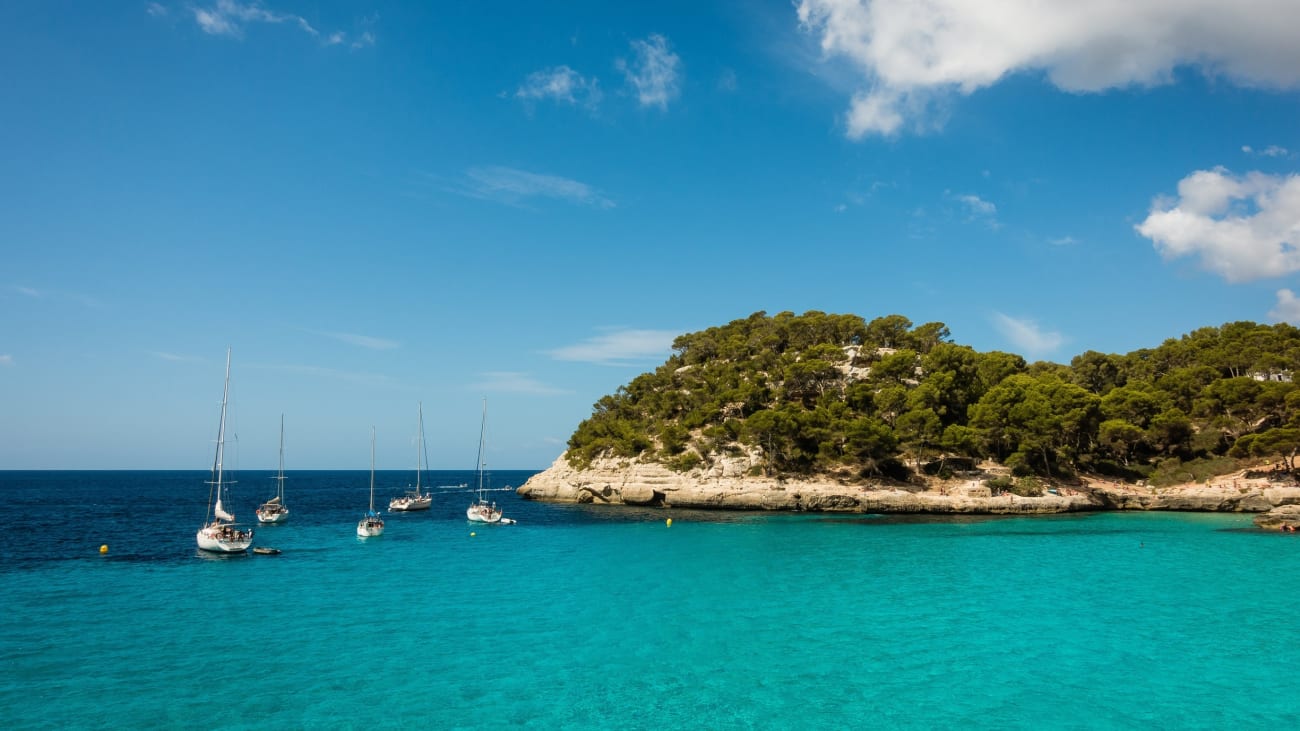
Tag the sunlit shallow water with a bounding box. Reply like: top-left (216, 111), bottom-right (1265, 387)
top-left (2, 471), bottom-right (1298, 729)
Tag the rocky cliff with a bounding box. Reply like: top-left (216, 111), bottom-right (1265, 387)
top-left (517, 455), bottom-right (1300, 516)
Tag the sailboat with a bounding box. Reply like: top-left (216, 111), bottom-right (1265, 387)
top-left (467, 399), bottom-right (514, 524)
top-left (197, 348), bottom-right (254, 553)
top-left (256, 414), bottom-right (290, 524)
top-left (357, 427), bottom-right (385, 537)
top-left (389, 402), bottom-right (433, 512)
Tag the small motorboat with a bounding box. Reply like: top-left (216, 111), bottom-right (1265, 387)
top-left (252, 547), bottom-right (282, 555)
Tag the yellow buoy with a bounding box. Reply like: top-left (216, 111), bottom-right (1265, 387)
top-left (470, 532), bottom-right (476, 537)
top-left (666, 518), bottom-right (672, 528)
top-left (99, 545), bottom-right (108, 554)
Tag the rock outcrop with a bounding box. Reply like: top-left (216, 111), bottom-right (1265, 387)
top-left (518, 455), bottom-right (1099, 514)
top-left (517, 455), bottom-right (1300, 519)
top-left (1253, 504), bottom-right (1300, 530)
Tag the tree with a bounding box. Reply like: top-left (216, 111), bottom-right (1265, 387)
top-left (896, 408), bottom-right (942, 466)
top-left (1099, 419), bottom-right (1145, 465)
top-left (1071, 350), bottom-right (1126, 394)
top-left (864, 314), bottom-right (913, 349)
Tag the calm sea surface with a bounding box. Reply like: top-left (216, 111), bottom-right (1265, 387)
top-left (1, 470), bottom-right (1298, 729)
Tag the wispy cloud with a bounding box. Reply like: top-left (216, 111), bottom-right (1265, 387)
top-left (836, 180), bottom-right (896, 212)
top-left (152, 351), bottom-right (204, 362)
top-left (956, 194), bottom-right (995, 217)
top-left (146, 2), bottom-right (168, 17)
top-left (192, 0), bottom-right (316, 37)
top-left (992, 313), bottom-right (1064, 356)
top-left (11, 285), bottom-right (101, 308)
top-left (253, 363), bottom-right (395, 386)
top-left (798, 0), bottom-right (1300, 138)
top-left (471, 371), bottom-right (569, 396)
top-left (717, 68), bottom-right (739, 92)
top-left (459, 166), bottom-right (614, 209)
top-left (1243, 144), bottom-right (1290, 158)
top-left (617, 34), bottom-right (682, 110)
top-left (515, 66), bottom-right (602, 111)
top-left (0, 355), bottom-right (13, 367)
top-left (315, 330), bottom-right (400, 350)
top-left (1049, 236), bottom-right (1079, 246)
top-left (1135, 167), bottom-right (1300, 283)
top-left (186, 0), bottom-right (373, 47)
top-left (329, 30), bottom-right (375, 49)
top-left (950, 192), bottom-right (1000, 228)
top-left (546, 328), bottom-right (678, 366)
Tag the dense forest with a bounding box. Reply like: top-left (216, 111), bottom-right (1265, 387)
top-left (565, 311), bottom-right (1300, 486)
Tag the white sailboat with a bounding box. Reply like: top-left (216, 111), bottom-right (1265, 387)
top-left (467, 399), bottom-right (514, 524)
top-left (389, 402), bottom-right (433, 512)
top-left (357, 427), bottom-right (385, 537)
top-left (197, 348), bottom-right (254, 553)
top-left (256, 414), bottom-right (290, 524)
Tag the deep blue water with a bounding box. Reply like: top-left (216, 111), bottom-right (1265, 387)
top-left (2, 471), bottom-right (1298, 729)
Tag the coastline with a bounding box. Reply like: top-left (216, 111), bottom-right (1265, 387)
top-left (517, 455), bottom-right (1300, 516)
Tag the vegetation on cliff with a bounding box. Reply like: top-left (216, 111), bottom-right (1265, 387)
top-left (565, 311), bottom-right (1300, 485)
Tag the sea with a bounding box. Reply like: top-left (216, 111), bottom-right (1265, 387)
top-left (1, 470), bottom-right (1298, 730)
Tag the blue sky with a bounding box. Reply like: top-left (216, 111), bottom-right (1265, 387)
top-left (3, 0), bottom-right (1299, 470)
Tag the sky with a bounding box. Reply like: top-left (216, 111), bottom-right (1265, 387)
top-left (3, 0), bottom-right (1299, 470)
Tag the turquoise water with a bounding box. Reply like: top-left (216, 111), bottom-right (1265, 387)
top-left (2, 471), bottom-right (1298, 729)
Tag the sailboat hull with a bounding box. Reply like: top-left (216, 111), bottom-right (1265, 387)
top-left (196, 525), bottom-right (253, 552)
top-left (256, 507), bottom-right (289, 524)
top-left (357, 518), bottom-right (385, 537)
top-left (466, 503), bottom-right (502, 523)
top-left (389, 496), bottom-right (432, 511)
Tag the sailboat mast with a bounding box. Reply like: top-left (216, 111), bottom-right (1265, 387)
top-left (416, 401), bottom-right (423, 490)
top-left (276, 413), bottom-right (285, 500)
top-left (476, 398), bottom-right (487, 500)
top-left (207, 348), bottom-right (232, 524)
top-left (369, 426), bottom-right (376, 512)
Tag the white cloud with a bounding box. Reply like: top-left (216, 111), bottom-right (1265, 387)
top-left (797, 0), bottom-right (1300, 138)
top-left (471, 371), bottom-right (569, 396)
top-left (188, 0), bottom-right (370, 47)
top-left (546, 328), bottom-right (678, 366)
top-left (317, 331), bottom-right (399, 350)
top-left (956, 193), bottom-right (995, 216)
top-left (15, 286), bottom-right (41, 297)
top-left (0, 355), bottom-right (13, 367)
top-left (192, 0), bottom-right (318, 38)
top-left (146, 3), bottom-right (168, 17)
top-left (617, 34), bottom-right (681, 109)
top-left (462, 166), bottom-right (614, 208)
top-left (1269, 289), bottom-right (1300, 324)
top-left (1135, 167), bottom-right (1300, 283)
top-left (516, 66), bottom-right (602, 110)
top-left (992, 313), bottom-right (1064, 355)
top-left (1243, 144), bottom-right (1291, 158)
top-left (951, 192), bottom-right (999, 228)
top-left (1049, 235), bottom-right (1079, 246)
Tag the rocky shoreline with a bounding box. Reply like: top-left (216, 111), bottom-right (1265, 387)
top-left (517, 455), bottom-right (1300, 518)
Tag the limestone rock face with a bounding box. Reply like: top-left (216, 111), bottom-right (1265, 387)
top-left (1253, 504), bottom-right (1300, 530)
top-left (518, 454), bottom-right (1300, 516)
top-left (518, 454), bottom-right (1101, 514)
top-left (1087, 483), bottom-right (1300, 512)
